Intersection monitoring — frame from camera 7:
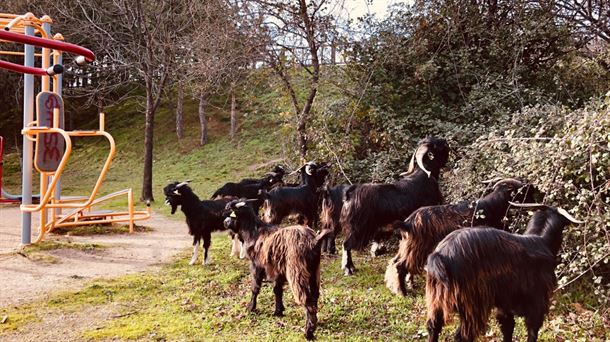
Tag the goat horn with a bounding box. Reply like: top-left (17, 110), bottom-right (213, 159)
top-left (415, 145), bottom-right (432, 178)
top-left (398, 171), bottom-right (410, 177)
top-left (406, 153), bottom-right (416, 175)
top-left (481, 177), bottom-right (503, 185)
top-left (235, 201), bottom-right (247, 208)
top-left (493, 178), bottom-right (525, 189)
top-left (305, 163), bottom-right (315, 176)
top-left (508, 201), bottom-right (546, 209)
top-left (176, 180), bottom-right (192, 188)
top-left (557, 208), bottom-right (584, 224)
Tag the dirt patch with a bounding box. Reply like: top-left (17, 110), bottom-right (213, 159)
top-left (0, 205), bottom-right (190, 308)
top-left (0, 304), bottom-right (117, 342)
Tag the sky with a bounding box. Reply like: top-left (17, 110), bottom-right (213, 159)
top-left (338, 0), bottom-right (411, 21)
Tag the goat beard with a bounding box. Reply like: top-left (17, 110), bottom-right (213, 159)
top-left (164, 199), bottom-right (178, 214)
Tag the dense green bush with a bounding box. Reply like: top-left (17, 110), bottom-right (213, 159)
top-left (445, 97), bottom-right (610, 305)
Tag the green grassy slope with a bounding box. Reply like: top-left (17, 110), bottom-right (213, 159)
top-left (1, 88), bottom-right (286, 213)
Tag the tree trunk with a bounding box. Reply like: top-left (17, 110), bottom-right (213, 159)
top-left (230, 84), bottom-right (237, 139)
top-left (176, 84), bottom-right (184, 139)
top-left (199, 91), bottom-right (207, 145)
top-left (141, 78), bottom-right (155, 202)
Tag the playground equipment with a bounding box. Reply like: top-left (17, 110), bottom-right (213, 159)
top-left (0, 136), bottom-right (40, 203)
top-left (0, 12), bottom-right (151, 244)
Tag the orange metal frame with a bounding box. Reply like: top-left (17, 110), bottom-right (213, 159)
top-left (2, 12), bottom-right (152, 243)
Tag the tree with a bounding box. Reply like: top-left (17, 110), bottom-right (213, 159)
top-left (50, 0), bottom-right (199, 201)
top-left (178, 0), bottom-right (260, 145)
top-left (248, 0), bottom-right (337, 159)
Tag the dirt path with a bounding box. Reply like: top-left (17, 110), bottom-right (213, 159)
top-left (0, 205), bottom-right (190, 309)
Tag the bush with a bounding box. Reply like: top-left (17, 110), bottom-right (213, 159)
top-left (445, 96), bottom-right (610, 306)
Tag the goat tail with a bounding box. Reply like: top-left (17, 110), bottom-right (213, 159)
top-left (286, 255), bottom-right (317, 306)
top-left (425, 253), bottom-right (454, 326)
top-left (384, 255), bottom-right (402, 295)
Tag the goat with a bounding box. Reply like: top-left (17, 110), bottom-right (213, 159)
top-left (425, 203), bottom-right (583, 342)
top-left (385, 178), bottom-right (540, 295)
top-left (319, 184), bottom-right (350, 254)
top-left (163, 181), bottom-right (234, 265)
top-left (223, 200), bottom-right (330, 340)
top-left (340, 137), bottom-right (450, 275)
top-left (260, 161), bottom-right (330, 227)
top-left (210, 165), bottom-right (285, 199)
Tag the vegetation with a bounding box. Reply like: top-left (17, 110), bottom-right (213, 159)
top-left (1, 233), bottom-right (608, 341)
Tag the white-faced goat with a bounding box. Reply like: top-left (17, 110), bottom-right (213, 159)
top-left (425, 203), bottom-right (583, 342)
top-left (340, 137), bottom-right (450, 275)
top-left (385, 178), bottom-right (539, 295)
top-left (164, 181), bottom-right (235, 265)
top-left (319, 184), bottom-right (350, 254)
top-left (260, 162), bottom-right (330, 227)
top-left (223, 200), bottom-right (330, 340)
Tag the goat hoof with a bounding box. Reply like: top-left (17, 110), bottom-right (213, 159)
top-left (273, 310), bottom-right (284, 317)
top-left (305, 331), bottom-right (315, 340)
top-left (344, 267), bottom-right (355, 276)
top-left (188, 259), bottom-right (197, 265)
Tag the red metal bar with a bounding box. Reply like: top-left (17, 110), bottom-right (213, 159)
top-left (0, 59), bottom-right (47, 75)
top-left (0, 30), bottom-right (95, 62)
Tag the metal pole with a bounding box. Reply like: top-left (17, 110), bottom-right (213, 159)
top-left (21, 24), bottom-right (35, 245)
top-left (54, 46), bottom-right (63, 217)
top-left (41, 20), bottom-right (51, 228)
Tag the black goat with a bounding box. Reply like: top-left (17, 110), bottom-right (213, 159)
top-left (425, 203), bottom-right (583, 342)
top-left (261, 161), bottom-right (330, 227)
top-left (385, 178), bottom-right (539, 295)
top-left (223, 200), bottom-right (330, 340)
top-left (211, 165), bottom-right (285, 199)
top-left (340, 137), bottom-right (450, 275)
top-left (319, 184), bottom-right (350, 254)
top-left (164, 181), bottom-right (233, 265)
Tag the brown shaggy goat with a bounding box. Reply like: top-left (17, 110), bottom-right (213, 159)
top-left (424, 203), bottom-right (582, 342)
top-left (223, 200), bottom-right (330, 340)
top-left (385, 178), bottom-right (539, 295)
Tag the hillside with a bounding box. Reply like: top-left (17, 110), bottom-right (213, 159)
top-left (1, 88), bottom-right (287, 212)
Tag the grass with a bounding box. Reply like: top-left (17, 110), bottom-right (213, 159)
top-left (1, 75), bottom-right (608, 340)
top-left (1, 233), bottom-right (607, 341)
top-left (51, 224), bottom-right (153, 236)
top-left (17, 240), bottom-right (107, 264)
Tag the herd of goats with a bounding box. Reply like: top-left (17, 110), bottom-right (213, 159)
top-left (162, 137), bottom-right (583, 341)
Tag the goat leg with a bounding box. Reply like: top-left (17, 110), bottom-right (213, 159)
top-left (247, 266), bottom-right (265, 312)
top-left (304, 304), bottom-right (317, 341)
top-left (202, 231), bottom-right (212, 265)
top-left (230, 234), bottom-right (239, 257)
top-left (426, 308), bottom-right (444, 342)
top-left (189, 238), bottom-right (200, 265)
top-left (326, 232), bottom-right (336, 254)
top-left (496, 309), bottom-right (515, 342)
top-left (525, 313), bottom-right (544, 342)
top-left (272, 276), bottom-right (286, 316)
top-left (342, 239), bottom-right (356, 275)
